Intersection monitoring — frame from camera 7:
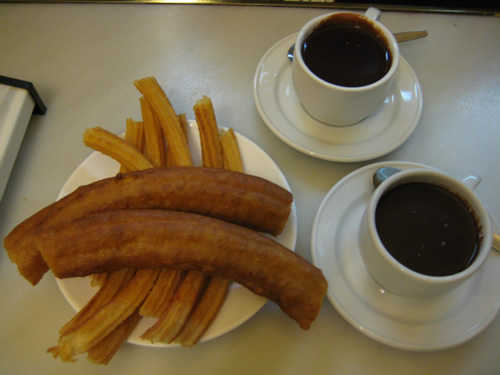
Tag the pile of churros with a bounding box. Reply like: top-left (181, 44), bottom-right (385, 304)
top-left (3, 77), bottom-right (327, 365)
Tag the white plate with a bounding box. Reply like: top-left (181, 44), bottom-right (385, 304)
top-left (253, 34), bottom-right (423, 162)
top-left (311, 161), bottom-right (500, 351)
top-left (56, 121), bottom-right (297, 347)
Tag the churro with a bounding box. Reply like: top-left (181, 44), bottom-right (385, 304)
top-left (35, 210), bottom-right (327, 331)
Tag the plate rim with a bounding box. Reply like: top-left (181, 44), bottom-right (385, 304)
top-left (253, 33), bottom-right (423, 162)
top-left (55, 121), bottom-right (297, 347)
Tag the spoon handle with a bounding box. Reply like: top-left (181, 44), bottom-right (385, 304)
top-left (394, 30), bottom-right (428, 43)
top-left (493, 233), bottom-right (500, 252)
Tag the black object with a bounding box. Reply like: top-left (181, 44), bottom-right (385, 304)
top-left (0, 75), bottom-right (47, 115)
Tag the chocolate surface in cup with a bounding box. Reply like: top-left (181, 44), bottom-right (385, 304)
top-left (301, 14), bottom-right (392, 87)
top-left (375, 182), bottom-right (480, 277)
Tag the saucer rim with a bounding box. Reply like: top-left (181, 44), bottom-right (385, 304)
top-left (253, 33), bottom-right (423, 162)
top-left (311, 161), bottom-right (500, 351)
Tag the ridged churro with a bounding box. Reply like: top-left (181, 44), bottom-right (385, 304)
top-left (48, 268), bottom-right (160, 362)
top-left (195, 96), bottom-right (223, 169)
top-left (143, 95), bottom-right (227, 345)
top-left (134, 77), bottom-right (192, 167)
top-left (172, 119), bottom-right (244, 347)
top-left (35, 210), bottom-right (327, 331)
top-left (84, 127), bottom-right (153, 171)
top-left (4, 167), bottom-right (293, 285)
top-left (140, 97), bottom-right (165, 168)
top-left (120, 119), bottom-right (144, 174)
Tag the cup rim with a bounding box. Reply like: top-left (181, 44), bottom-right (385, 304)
top-left (367, 169), bottom-right (493, 284)
top-left (295, 11), bottom-right (400, 92)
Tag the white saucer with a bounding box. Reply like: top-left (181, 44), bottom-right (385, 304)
top-left (55, 121), bottom-right (297, 347)
top-left (253, 34), bottom-right (423, 162)
top-left (311, 161), bottom-right (500, 351)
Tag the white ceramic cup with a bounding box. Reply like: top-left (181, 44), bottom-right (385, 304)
top-left (292, 8), bottom-right (400, 126)
top-left (359, 169), bottom-right (493, 298)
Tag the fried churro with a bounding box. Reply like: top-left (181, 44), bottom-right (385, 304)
top-left (141, 270), bottom-right (207, 343)
top-left (143, 95), bottom-right (227, 344)
top-left (140, 97), bottom-right (165, 168)
top-left (84, 127), bottom-right (153, 172)
top-left (48, 268), bottom-right (160, 362)
top-left (59, 268), bottom-right (136, 336)
top-left (194, 96), bottom-right (223, 169)
top-left (220, 128), bottom-right (244, 173)
top-left (119, 119), bottom-right (144, 173)
top-left (87, 310), bottom-right (141, 365)
top-left (35, 210), bottom-right (327, 331)
top-left (134, 77), bottom-right (192, 167)
top-left (4, 167), bottom-right (292, 285)
top-left (168, 104), bottom-right (244, 347)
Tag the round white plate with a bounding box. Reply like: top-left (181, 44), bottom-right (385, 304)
top-left (56, 121), bottom-right (297, 347)
top-left (311, 161), bottom-right (500, 351)
top-left (253, 34), bottom-right (423, 162)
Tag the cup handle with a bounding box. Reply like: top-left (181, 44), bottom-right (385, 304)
top-left (461, 173), bottom-right (482, 190)
top-left (460, 173), bottom-right (500, 253)
top-left (364, 7), bottom-right (381, 21)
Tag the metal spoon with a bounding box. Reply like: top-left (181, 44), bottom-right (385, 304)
top-left (287, 30), bottom-right (428, 62)
top-left (371, 166), bottom-right (400, 188)
top-left (287, 44), bottom-right (295, 62)
top-left (372, 167), bottom-right (500, 252)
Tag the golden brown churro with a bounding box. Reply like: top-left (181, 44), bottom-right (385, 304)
top-left (35, 210), bottom-right (326, 331)
top-left (220, 128), bottom-right (244, 173)
top-left (80, 106), bottom-right (164, 363)
top-left (173, 276), bottom-right (231, 347)
top-left (59, 268), bottom-right (136, 336)
top-left (139, 269), bottom-right (185, 318)
top-left (141, 270), bottom-right (208, 343)
top-left (83, 127), bottom-right (153, 172)
top-left (48, 268), bottom-right (160, 362)
top-left (120, 119), bottom-right (144, 173)
top-left (142, 95), bottom-right (227, 345)
top-left (82, 102), bottom-right (169, 362)
top-left (137, 86), bottom-right (193, 320)
top-left (134, 77), bottom-right (192, 167)
top-left (140, 97), bottom-right (165, 168)
top-left (4, 167), bottom-right (292, 285)
top-left (87, 310), bottom-right (141, 365)
top-left (194, 96), bottom-right (224, 169)
top-left (172, 103), bottom-right (244, 347)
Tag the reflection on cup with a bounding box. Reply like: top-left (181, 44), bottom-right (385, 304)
top-left (359, 169), bottom-right (493, 298)
top-left (292, 8), bottom-right (399, 126)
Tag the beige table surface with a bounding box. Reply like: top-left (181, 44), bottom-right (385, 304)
top-left (0, 3), bottom-right (499, 374)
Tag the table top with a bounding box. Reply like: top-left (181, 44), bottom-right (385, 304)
top-left (0, 3), bottom-right (499, 374)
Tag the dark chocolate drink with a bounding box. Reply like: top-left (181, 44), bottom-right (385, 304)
top-left (375, 183), bottom-right (480, 277)
top-left (302, 15), bottom-right (391, 87)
